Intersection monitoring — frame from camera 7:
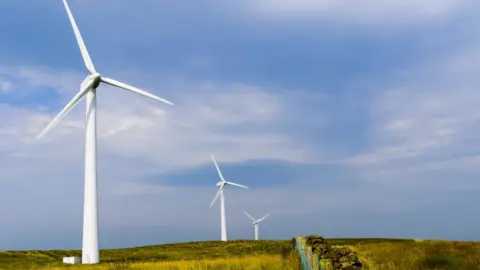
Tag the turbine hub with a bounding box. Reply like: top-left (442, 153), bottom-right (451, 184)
top-left (216, 181), bottom-right (223, 187)
top-left (91, 73), bottom-right (101, 89)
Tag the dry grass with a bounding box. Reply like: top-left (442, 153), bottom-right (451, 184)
top-left (22, 254), bottom-right (300, 270)
top-left (0, 240), bottom-right (291, 269)
top-left (5, 238), bottom-right (480, 269)
top-left (339, 240), bottom-right (480, 270)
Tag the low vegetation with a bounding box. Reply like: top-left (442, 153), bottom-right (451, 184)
top-left (299, 236), bottom-right (480, 269)
top-left (0, 240), bottom-right (295, 269)
top-left (343, 239), bottom-right (480, 270)
top-left (9, 254), bottom-right (299, 270)
top-left (2, 238), bottom-right (480, 269)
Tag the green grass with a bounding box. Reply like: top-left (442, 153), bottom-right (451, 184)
top-left (0, 240), bottom-right (291, 269)
top-left (331, 239), bottom-right (480, 269)
top-left (33, 254), bottom-right (300, 270)
top-left (3, 238), bottom-right (480, 269)
top-left (326, 238), bottom-right (415, 245)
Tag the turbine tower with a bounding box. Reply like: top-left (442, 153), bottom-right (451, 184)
top-left (244, 212), bottom-right (270, 240)
top-left (36, 0), bottom-right (172, 264)
top-left (209, 154), bottom-right (248, 241)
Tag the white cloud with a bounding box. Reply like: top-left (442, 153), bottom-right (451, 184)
top-left (347, 39), bottom-right (480, 174)
top-left (0, 64), bottom-right (329, 233)
top-left (0, 65), bottom-right (83, 95)
top-left (0, 65), bottom-right (323, 182)
top-left (241, 0), bottom-right (474, 25)
top-left (112, 181), bottom-right (174, 195)
top-left (0, 78), bottom-right (13, 93)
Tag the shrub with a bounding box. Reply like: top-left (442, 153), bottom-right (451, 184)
top-left (421, 254), bottom-right (462, 270)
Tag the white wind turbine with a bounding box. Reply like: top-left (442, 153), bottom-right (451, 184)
top-left (209, 154), bottom-right (248, 241)
top-left (36, 0), bottom-right (172, 264)
top-left (244, 212), bottom-right (270, 240)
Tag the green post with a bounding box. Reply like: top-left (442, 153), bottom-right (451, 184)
top-left (295, 234), bottom-right (312, 269)
top-left (307, 245), bottom-right (315, 269)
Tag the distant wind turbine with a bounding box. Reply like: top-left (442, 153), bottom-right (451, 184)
top-left (36, 0), bottom-right (172, 264)
top-left (209, 154), bottom-right (248, 241)
top-left (244, 212), bottom-right (270, 240)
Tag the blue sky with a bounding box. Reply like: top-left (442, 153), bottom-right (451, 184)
top-left (2, 0), bottom-right (480, 250)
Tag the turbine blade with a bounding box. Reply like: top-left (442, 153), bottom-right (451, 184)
top-left (210, 154), bottom-right (225, 182)
top-left (209, 187), bottom-right (223, 208)
top-left (101, 77), bottom-right (173, 105)
top-left (62, 0), bottom-right (96, 74)
top-left (226, 181), bottom-right (248, 189)
top-left (244, 212), bottom-right (256, 222)
top-left (257, 213), bottom-right (270, 223)
top-left (36, 78), bottom-right (94, 139)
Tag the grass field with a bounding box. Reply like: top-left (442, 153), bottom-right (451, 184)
top-left (26, 254), bottom-right (299, 270)
top-left (343, 240), bottom-right (480, 270)
top-left (326, 238), bottom-right (480, 269)
top-left (0, 240), bottom-right (294, 269)
top-left (2, 238), bottom-right (480, 269)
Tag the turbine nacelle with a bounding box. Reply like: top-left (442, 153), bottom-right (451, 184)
top-left (216, 181), bottom-right (224, 187)
top-left (90, 73), bottom-right (101, 88)
top-left (80, 73), bottom-right (100, 90)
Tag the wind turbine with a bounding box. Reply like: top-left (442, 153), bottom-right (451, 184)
top-left (244, 212), bottom-right (270, 240)
top-left (209, 154), bottom-right (248, 241)
top-left (36, 0), bottom-right (172, 264)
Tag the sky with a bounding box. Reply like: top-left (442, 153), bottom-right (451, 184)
top-left (1, 0), bottom-right (480, 250)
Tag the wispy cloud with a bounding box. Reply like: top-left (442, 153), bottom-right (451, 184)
top-left (0, 64), bottom-right (329, 247)
top-left (238, 0), bottom-right (474, 25)
top-left (346, 37), bottom-right (480, 182)
top-left (0, 65), bottom-right (325, 178)
top-left (0, 77), bottom-right (14, 93)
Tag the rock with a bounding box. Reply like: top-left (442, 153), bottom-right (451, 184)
top-left (305, 235), bottom-right (327, 246)
top-left (304, 235), bottom-right (363, 270)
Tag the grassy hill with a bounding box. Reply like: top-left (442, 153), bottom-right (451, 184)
top-left (2, 238), bottom-right (480, 269)
top-left (0, 240), bottom-right (293, 269)
top-left (311, 238), bottom-right (480, 270)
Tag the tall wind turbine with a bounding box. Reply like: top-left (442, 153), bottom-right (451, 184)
top-left (209, 154), bottom-right (248, 241)
top-left (244, 212), bottom-right (270, 240)
top-left (36, 0), bottom-right (172, 264)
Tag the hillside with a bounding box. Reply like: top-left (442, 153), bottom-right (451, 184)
top-left (308, 237), bottom-right (480, 270)
top-left (2, 238), bottom-right (480, 269)
top-left (0, 240), bottom-right (291, 269)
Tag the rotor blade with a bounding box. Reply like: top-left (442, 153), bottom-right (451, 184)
top-left (244, 212), bottom-right (256, 222)
top-left (209, 186), bottom-right (223, 208)
top-left (62, 0), bottom-right (96, 74)
top-left (36, 79), bottom-right (94, 139)
top-left (210, 154), bottom-right (225, 182)
top-left (226, 181), bottom-right (248, 189)
top-left (257, 213), bottom-right (270, 223)
top-left (101, 77), bottom-right (173, 105)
